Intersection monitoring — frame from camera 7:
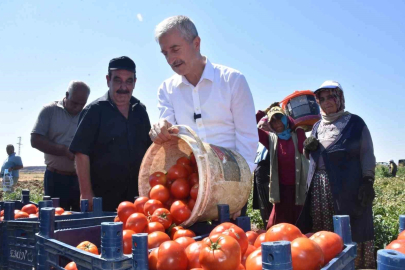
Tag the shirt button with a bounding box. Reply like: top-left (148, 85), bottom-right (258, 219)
top-left (296, 169), bottom-right (299, 172)
top-left (296, 157), bottom-right (299, 159)
top-left (196, 107), bottom-right (200, 111)
top-left (194, 89), bottom-right (197, 93)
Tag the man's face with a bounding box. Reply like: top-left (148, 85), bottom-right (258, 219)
top-left (6, 146), bottom-right (13, 155)
top-left (159, 29), bottom-right (200, 76)
top-left (106, 69), bottom-right (136, 106)
top-left (65, 87), bottom-right (89, 116)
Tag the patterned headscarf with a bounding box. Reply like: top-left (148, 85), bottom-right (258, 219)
top-left (315, 87), bottom-right (347, 124)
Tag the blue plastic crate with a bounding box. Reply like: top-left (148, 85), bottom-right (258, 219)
top-left (5, 197), bottom-right (116, 270)
top-left (376, 215), bottom-right (405, 270)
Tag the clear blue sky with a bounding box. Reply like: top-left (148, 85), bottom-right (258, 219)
top-left (1, 0), bottom-right (404, 166)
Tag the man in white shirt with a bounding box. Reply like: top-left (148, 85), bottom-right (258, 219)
top-left (150, 15), bottom-right (258, 172)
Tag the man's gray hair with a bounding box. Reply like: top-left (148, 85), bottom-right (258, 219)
top-left (67, 81), bottom-right (90, 97)
top-left (155, 15), bottom-right (198, 43)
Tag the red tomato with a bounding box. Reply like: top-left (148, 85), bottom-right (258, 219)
top-left (164, 196), bottom-right (175, 209)
top-left (188, 198), bottom-right (196, 211)
top-left (291, 237), bottom-right (324, 270)
top-left (245, 248), bottom-right (262, 270)
top-left (150, 185), bottom-right (171, 204)
top-left (157, 241), bottom-right (188, 270)
top-left (150, 208), bottom-right (173, 229)
top-left (125, 213), bottom-right (148, 233)
top-left (118, 201), bottom-right (137, 224)
top-left (143, 199), bottom-right (164, 216)
top-left (237, 264), bottom-right (246, 270)
top-left (123, 229), bottom-right (135, 254)
top-left (265, 223), bottom-right (303, 242)
top-left (170, 200), bottom-right (191, 225)
top-left (170, 178), bottom-right (190, 199)
top-left (55, 207), bottom-right (65, 215)
top-left (28, 214), bottom-right (38, 218)
top-left (64, 261), bottom-right (78, 270)
top-left (167, 164), bottom-right (189, 180)
top-left (148, 222), bottom-right (165, 233)
top-left (190, 152), bottom-right (197, 166)
top-left (200, 235), bottom-right (241, 270)
top-left (209, 222), bottom-right (249, 255)
top-left (177, 156), bottom-right (191, 166)
top-left (21, 204), bottom-right (37, 215)
top-left (76, 241), bottom-right (99, 255)
top-left (246, 231), bottom-right (259, 246)
top-left (114, 216), bottom-right (121, 222)
top-left (173, 229), bottom-right (196, 240)
top-left (190, 184), bottom-right (199, 200)
top-left (386, 239), bottom-right (405, 254)
top-left (61, 212), bottom-right (72, 215)
top-left (188, 173), bottom-right (199, 186)
top-left (149, 171), bottom-right (167, 187)
top-left (169, 225), bottom-right (184, 239)
top-left (15, 211), bottom-right (29, 219)
top-left (310, 231), bottom-right (344, 264)
top-left (185, 241), bottom-right (203, 269)
top-left (242, 244), bottom-right (256, 267)
top-left (254, 233), bottom-right (266, 248)
top-left (0, 210), bottom-right (3, 216)
top-left (148, 248), bottom-right (159, 270)
top-left (398, 230), bottom-right (405, 240)
top-left (134, 197), bottom-right (149, 213)
top-left (148, 231), bottom-right (170, 249)
top-left (175, 236), bottom-right (196, 250)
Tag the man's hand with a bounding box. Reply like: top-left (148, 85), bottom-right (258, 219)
top-left (149, 119), bottom-right (179, 144)
top-left (64, 146), bottom-right (75, 161)
top-left (358, 177), bottom-right (375, 207)
top-left (80, 191), bottom-right (94, 211)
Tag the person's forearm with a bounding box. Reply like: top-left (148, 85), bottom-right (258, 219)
top-left (31, 134), bottom-right (68, 156)
top-left (75, 153), bottom-right (93, 195)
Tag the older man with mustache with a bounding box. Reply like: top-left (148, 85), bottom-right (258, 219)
top-left (70, 56), bottom-right (152, 211)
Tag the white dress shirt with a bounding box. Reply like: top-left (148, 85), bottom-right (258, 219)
top-left (157, 58), bottom-right (259, 172)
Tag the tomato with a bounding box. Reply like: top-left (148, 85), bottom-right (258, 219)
top-left (242, 244), bottom-right (256, 267)
top-left (173, 229), bottom-right (196, 240)
top-left (126, 213), bottom-right (148, 233)
top-left (245, 248), bottom-right (262, 270)
top-left (310, 231), bottom-right (344, 264)
top-left (200, 235), bottom-right (241, 270)
top-left (14, 210), bottom-right (20, 215)
top-left (386, 239), bottom-right (405, 254)
top-left (175, 236), bottom-right (196, 250)
top-left (134, 197), bottom-right (149, 213)
top-left (21, 204), bottom-right (37, 215)
top-left (118, 201), bottom-right (137, 224)
top-left (150, 208), bottom-right (173, 229)
top-left (190, 184), bottom-right (199, 200)
top-left (0, 210), bottom-right (3, 216)
top-left (149, 171), bottom-right (167, 187)
top-left (190, 152), bottom-right (197, 166)
top-left (55, 207), bottom-right (65, 215)
top-left (185, 241), bottom-right (203, 269)
top-left (291, 237), bottom-right (324, 270)
top-left (64, 261), bottom-right (78, 270)
top-left (150, 185), bottom-right (171, 204)
top-left (237, 264), bottom-right (245, 270)
top-left (143, 199), bottom-right (164, 216)
top-left (170, 178), bottom-right (190, 199)
top-left (148, 222), bottom-right (165, 233)
top-left (188, 173), bottom-right (199, 186)
top-left (265, 223), bottom-right (303, 242)
top-left (15, 211), bottom-right (29, 219)
top-left (169, 225), bottom-right (184, 239)
top-left (114, 215), bottom-right (121, 222)
top-left (0, 217), bottom-right (3, 221)
top-left (167, 164), bottom-right (189, 180)
top-left (28, 214), bottom-right (38, 218)
top-left (209, 222), bottom-right (249, 255)
top-left (170, 201), bottom-right (191, 225)
top-left (177, 156), bottom-right (191, 166)
top-left (398, 230), bottom-right (405, 240)
top-left (148, 248), bottom-right (159, 270)
top-left (61, 212), bottom-right (72, 215)
top-left (123, 229), bottom-right (135, 254)
top-left (148, 231), bottom-right (170, 249)
top-left (246, 231), bottom-right (259, 246)
top-left (164, 196), bottom-right (175, 209)
top-left (76, 241), bottom-right (99, 255)
top-left (188, 198), bottom-right (196, 211)
top-left (157, 241), bottom-right (188, 270)
top-left (254, 233), bottom-right (266, 248)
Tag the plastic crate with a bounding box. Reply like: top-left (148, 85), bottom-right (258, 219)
top-left (5, 197), bottom-right (116, 270)
top-left (36, 204), bottom-right (251, 269)
top-left (376, 215), bottom-right (405, 269)
top-left (261, 215), bottom-right (357, 270)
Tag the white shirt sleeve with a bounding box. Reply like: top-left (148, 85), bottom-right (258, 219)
top-left (157, 82), bottom-right (177, 125)
top-left (230, 74), bottom-right (259, 172)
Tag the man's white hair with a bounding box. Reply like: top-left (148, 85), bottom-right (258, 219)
top-left (67, 81), bottom-right (90, 97)
top-left (155, 15), bottom-right (198, 43)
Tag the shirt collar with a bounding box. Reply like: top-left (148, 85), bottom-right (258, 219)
top-left (57, 99), bottom-right (65, 109)
top-left (9, 153), bottom-right (15, 157)
top-left (175, 57), bottom-right (214, 87)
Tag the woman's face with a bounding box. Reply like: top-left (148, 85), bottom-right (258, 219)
top-left (319, 91), bottom-right (338, 115)
top-left (270, 115), bottom-right (285, 133)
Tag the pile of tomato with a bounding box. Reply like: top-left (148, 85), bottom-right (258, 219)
top-left (385, 229), bottom-right (405, 254)
top-left (0, 204), bottom-right (71, 220)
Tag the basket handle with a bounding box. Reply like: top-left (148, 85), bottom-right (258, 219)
top-left (170, 125), bottom-right (207, 155)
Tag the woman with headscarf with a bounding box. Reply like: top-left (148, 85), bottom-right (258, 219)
top-left (255, 102), bottom-right (308, 229)
top-left (298, 80), bottom-right (376, 269)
